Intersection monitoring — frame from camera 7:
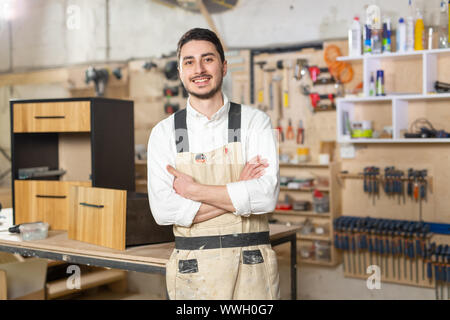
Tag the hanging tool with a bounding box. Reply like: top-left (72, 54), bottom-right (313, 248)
top-left (277, 60), bottom-right (292, 108)
top-left (308, 66), bottom-right (335, 85)
top-left (309, 93), bottom-right (336, 112)
top-left (286, 118), bottom-right (294, 140)
top-left (276, 119), bottom-right (284, 143)
top-left (296, 120), bottom-right (304, 144)
top-left (255, 61), bottom-right (267, 110)
top-left (264, 68), bottom-right (276, 111)
top-left (294, 59), bottom-right (308, 80)
top-left (85, 66), bottom-right (110, 97)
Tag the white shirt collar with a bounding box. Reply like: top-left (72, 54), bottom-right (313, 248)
top-left (186, 93), bottom-right (230, 121)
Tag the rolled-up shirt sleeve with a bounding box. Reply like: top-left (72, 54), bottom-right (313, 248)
top-left (147, 121), bottom-right (201, 227)
top-left (226, 111), bottom-right (280, 216)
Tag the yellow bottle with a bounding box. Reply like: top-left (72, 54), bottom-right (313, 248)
top-left (414, 9), bottom-right (424, 50)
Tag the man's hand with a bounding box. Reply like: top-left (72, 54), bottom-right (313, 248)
top-left (239, 155), bottom-right (269, 181)
top-left (166, 165), bottom-right (198, 199)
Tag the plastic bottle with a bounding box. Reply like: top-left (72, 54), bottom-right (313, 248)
top-left (414, 8), bottom-right (425, 50)
top-left (406, 0), bottom-right (415, 52)
top-left (397, 18), bottom-right (407, 52)
top-left (406, 16), bottom-right (415, 51)
top-left (438, 0), bottom-right (448, 48)
top-left (363, 24), bottom-right (372, 54)
top-left (382, 18), bottom-right (392, 52)
top-left (348, 16), bottom-right (362, 56)
top-left (369, 72), bottom-right (375, 96)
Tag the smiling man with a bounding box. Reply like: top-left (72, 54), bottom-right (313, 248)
top-left (147, 28), bottom-right (280, 300)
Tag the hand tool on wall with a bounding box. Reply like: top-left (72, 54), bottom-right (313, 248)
top-left (286, 118), bottom-right (294, 140)
top-left (308, 66), bottom-right (335, 85)
top-left (276, 119), bottom-right (284, 143)
top-left (277, 60), bottom-right (292, 108)
top-left (296, 120), bottom-right (304, 144)
top-left (440, 244), bottom-right (449, 299)
top-left (294, 59), bottom-right (308, 80)
top-left (264, 68), bottom-right (276, 112)
top-left (85, 66), bottom-right (109, 97)
top-left (427, 242), bottom-right (436, 285)
top-left (309, 93), bottom-right (336, 112)
top-left (255, 61), bottom-right (267, 109)
top-left (272, 73), bottom-right (283, 120)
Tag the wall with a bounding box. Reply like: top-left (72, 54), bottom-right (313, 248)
top-left (0, 0), bottom-right (446, 300)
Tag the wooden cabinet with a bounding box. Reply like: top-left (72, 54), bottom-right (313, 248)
top-left (270, 162), bottom-right (342, 266)
top-left (10, 98), bottom-right (135, 230)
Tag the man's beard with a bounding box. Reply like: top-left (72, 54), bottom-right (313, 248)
top-left (185, 75), bottom-right (223, 100)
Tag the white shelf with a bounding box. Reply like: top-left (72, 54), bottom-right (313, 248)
top-left (336, 48), bottom-right (450, 62)
top-left (339, 138), bottom-right (450, 144)
top-left (337, 93), bottom-right (450, 103)
top-left (337, 48), bottom-right (450, 144)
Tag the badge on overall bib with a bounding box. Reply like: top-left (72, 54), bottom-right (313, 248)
top-left (195, 153), bottom-right (207, 163)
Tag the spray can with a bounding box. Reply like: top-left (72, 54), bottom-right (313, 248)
top-left (438, 0), bottom-right (448, 48)
top-left (376, 70), bottom-right (385, 96)
top-left (397, 18), bottom-right (407, 52)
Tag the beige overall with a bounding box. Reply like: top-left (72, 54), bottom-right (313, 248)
top-left (165, 103), bottom-right (280, 300)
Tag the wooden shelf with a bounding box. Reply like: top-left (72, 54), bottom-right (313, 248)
top-left (46, 269), bottom-right (126, 300)
top-left (271, 210), bottom-right (330, 218)
top-left (280, 186), bottom-right (329, 192)
top-left (279, 162), bottom-right (329, 168)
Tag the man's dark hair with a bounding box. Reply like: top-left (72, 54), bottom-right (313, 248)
top-left (177, 28), bottom-right (225, 63)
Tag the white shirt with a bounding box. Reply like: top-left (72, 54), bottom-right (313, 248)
top-left (147, 94), bottom-right (280, 227)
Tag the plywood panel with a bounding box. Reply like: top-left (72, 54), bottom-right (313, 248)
top-left (339, 144), bottom-right (450, 223)
top-left (58, 133), bottom-right (91, 182)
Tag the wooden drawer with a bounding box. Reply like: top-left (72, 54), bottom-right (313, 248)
top-left (14, 180), bottom-right (91, 230)
top-left (68, 186), bottom-right (127, 250)
top-left (13, 101), bottom-right (91, 133)
top-left (68, 186), bottom-right (174, 250)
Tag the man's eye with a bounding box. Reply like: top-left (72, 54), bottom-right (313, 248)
top-left (184, 60), bottom-right (193, 65)
top-left (204, 57), bottom-right (213, 62)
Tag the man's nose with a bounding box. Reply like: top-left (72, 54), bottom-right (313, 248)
top-left (194, 59), bottom-right (206, 74)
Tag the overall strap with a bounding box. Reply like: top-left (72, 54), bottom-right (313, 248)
top-left (174, 102), bottom-right (242, 153)
top-left (228, 102), bottom-right (241, 143)
top-left (174, 108), bottom-right (189, 153)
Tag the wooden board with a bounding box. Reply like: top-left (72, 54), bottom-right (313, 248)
top-left (58, 133), bottom-right (91, 182)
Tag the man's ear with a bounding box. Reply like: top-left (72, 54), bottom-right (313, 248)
top-left (222, 60), bottom-right (228, 77)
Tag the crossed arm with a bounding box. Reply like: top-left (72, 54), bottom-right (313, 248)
top-left (167, 156), bottom-right (268, 224)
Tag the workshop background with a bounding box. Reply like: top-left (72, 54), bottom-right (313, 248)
top-left (0, 0), bottom-right (449, 300)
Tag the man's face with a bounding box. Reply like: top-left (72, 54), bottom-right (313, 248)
top-left (178, 40), bottom-right (227, 100)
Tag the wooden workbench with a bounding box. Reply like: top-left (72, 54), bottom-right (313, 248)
top-left (0, 223), bottom-right (300, 299)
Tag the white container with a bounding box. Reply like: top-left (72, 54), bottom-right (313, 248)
top-left (348, 16), bottom-right (362, 56)
top-left (19, 222), bottom-right (49, 241)
top-left (318, 154), bottom-right (330, 165)
top-left (397, 17), bottom-right (406, 52)
top-left (406, 16), bottom-right (415, 51)
top-left (438, 0), bottom-right (448, 48)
